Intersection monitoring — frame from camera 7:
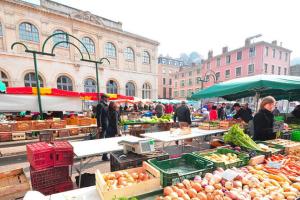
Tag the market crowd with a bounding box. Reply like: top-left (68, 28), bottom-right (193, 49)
top-left (94, 94), bottom-right (300, 161)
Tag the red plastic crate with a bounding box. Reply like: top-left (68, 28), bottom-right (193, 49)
top-left (26, 142), bottom-right (54, 170)
top-left (53, 141), bottom-right (74, 166)
top-left (55, 177), bottom-right (73, 193)
top-left (36, 185), bottom-right (55, 195)
top-left (0, 132), bottom-right (12, 142)
top-left (30, 166), bottom-right (70, 190)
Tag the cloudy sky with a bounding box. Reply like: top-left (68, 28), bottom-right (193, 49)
top-left (28, 0), bottom-right (300, 61)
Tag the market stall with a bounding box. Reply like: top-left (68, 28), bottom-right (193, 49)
top-left (141, 128), bottom-right (227, 150)
top-left (19, 122), bottom-right (300, 199)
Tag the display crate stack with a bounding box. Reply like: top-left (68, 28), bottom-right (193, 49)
top-left (26, 141), bottom-right (74, 195)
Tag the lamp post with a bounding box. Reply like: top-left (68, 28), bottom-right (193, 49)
top-left (11, 32), bottom-right (109, 119)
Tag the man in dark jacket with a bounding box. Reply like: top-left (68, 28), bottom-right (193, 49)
top-left (232, 103), bottom-right (253, 123)
top-left (217, 103), bottom-right (227, 120)
top-left (174, 101), bottom-right (191, 126)
top-left (96, 94), bottom-right (109, 161)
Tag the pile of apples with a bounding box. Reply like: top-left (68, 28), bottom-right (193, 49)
top-left (156, 167), bottom-right (300, 200)
top-left (103, 170), bottom-right (151, 190)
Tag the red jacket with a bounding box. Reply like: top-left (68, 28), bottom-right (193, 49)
top-left (209, 110), bottom-right (218, 121)
top-left (165, 105), bottom-right (173, 114)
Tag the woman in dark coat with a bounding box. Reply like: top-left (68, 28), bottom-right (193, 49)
top-left (106, 101), bottom-right (121, 138)
top-left (253, 96), bottom-right (276, 141)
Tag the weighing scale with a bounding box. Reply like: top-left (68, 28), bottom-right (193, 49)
top-left (118, 139), bottom-right (155, 155)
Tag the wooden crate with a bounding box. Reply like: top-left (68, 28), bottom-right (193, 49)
top-left (265, 139), bottom-right (300, 155)
top-left (0, 168), bottom-right (30, 200)
top-left (69, 128), bottom-right (79, 136)
top-left (0, 123), bottom-right (13, 132)
top-left (12, 132), bottom-right (26, 141)
top-left (91, 118), bottom-right (97, 125)
top-left (95, 162), bottom-right (161, 200)
top-left (31, 120), bottom-right (50, 130)
top-left (13, 121), bottom-right (31, 132)
top-left (50, 120), bottom-right (67, 129)
top-left (66, 117), bottom-right (79, 125)
top-left (198, 123), bottom-right (219, 130)
top-left (219, 120), bottom-right (236, 129)
top-left (58, 130), bottom-right (70, 138)
top-left (78, 118), bottom-right (92, 126)
top-left (0, 132), bottom-right (12, 142)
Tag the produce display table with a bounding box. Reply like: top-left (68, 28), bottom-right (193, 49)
top-left (45, 186), bottom-right (99, 200)
top-left (141, 128), bottom-right (226, 150)
top-left (69, 135), bottom-right (143, 188)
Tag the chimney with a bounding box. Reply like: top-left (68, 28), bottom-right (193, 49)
top-left (191, 62), bottom-right (196, 67)
top-left (280, 42), bottom-right (282, 47)
top-left (272, 40), bottom-right (277, 46)
top-left (245, 39), bottom-right (250, 47)
top-left (208, 50), bottom-right (213, 59)
top-left (222, 46), bottom-right (228, 54)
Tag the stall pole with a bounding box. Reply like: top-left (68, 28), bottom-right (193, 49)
top-left (95, 62), bottom-right (100, 103)
top-left (33, 52), bottom-right (43, 119)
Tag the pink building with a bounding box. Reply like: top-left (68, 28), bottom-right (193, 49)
top-left (201, 39), bottom-right (291, 88)
top-left (171, 63), bottom-right (202, 100)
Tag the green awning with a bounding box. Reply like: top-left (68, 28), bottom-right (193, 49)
top-left (0, 81), bottom-right (6, 92)
top-left (191, 75), bottom-right (300, 101)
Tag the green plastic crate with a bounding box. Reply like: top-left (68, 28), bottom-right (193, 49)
top-left (256, 141), bottom-right (285, 155)
top-left (193, 148), bottom-right (249, 169)
top-left (291, 130), bottom-right (300, 141)
top-left (148, 153), bottom-right (213, 187)
top-left (274, 116), bottom-right (284, 122)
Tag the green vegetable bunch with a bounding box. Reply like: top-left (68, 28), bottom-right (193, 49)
top-left (224, 124), bottom-right (261, 151)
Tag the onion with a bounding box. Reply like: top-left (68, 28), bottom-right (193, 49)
top-left (187, 188), bottom-right (197, 198)
top-left (197, 192), bottom-right (207, 200)
top-left (194, 175), bottom-right (202, 182)
top-left (233, 181), bottom-right (242, 188)
top-left (225, 181), bottom-right (233, 190)
top-left (163, 186), bottom-right (173, 196)
top-left (213, 174), bottom-right (222, 183)
top-left (192, 182), bottom-right (202, 192)
top-left (169, 192), bottom-right (179, 198)
top-left (205, 185), bottom-right (214, 193)
top-left (204, 173), bottom-right (213, 181)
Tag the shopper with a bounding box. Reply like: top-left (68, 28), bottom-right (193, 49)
top-left (209, 105), bottom-right (218, 121)
top-left (272, 106), bottom-right (280, 116)
top-left (96, 94), bottom-right (109, 161)
top-left (291, 105), bottom-right (300, 118)
top-left (217, 103), bottom-right (227, 120)
top-left (244, 103), bottom-right (252, 116)
top-left (155, 102), bottom-right (165, 118)
top-left (253, 96), bottom-right (276, 141)
top-left (174, 101), bottom-right (191, 127)
top-left (200, 108), bottom-right (209, 122)
top-left (106, 101), bottom-right (121, 138)
top-left (165, 103), bottom-right (173, 114)
top-left (233, 103), bottom-right (253, 123)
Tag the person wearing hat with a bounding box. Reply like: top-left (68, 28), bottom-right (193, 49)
top-left (96, 93), bottom-right (110, 161)
top-left (232, 103), bottom-right (253, 123)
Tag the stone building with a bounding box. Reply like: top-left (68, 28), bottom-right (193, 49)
top-left (0, 0), bottom-right (159, 99)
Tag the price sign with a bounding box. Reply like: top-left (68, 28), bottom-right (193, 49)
top-left (222, 169), bottom-right (238, 181)
top-left (267, 161), bottom-right (282, 169)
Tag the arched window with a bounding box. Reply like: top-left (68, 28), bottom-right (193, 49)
top-left (0, 71), bottom-right (9, 87)
top-left (142, 83), bottom-right (151, 99)
top-left (53, 30), bottom-right (69, 48)
top-left (0, 22), bottom-right (3, 36)
top-left (142, 51), bottom-right (150, 64)
top-left (57, 75), bottom-right (73, 91)
top-left (24, 72), bottom-right (44, 87)
top-left (105, 42), bottom-right (116, 58)
top-left (84, 78), bottom-right (96, 93)
top-left (106, 80), bottom-right (118, 94)
top-left (19, 22), bottom-right (39, 42)
top-left (124, 47), bottom-right (134, 61)
top-left (81, 37), bottom-right (95, 54)
top-left (125, 82), bottom-right (135, 96)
